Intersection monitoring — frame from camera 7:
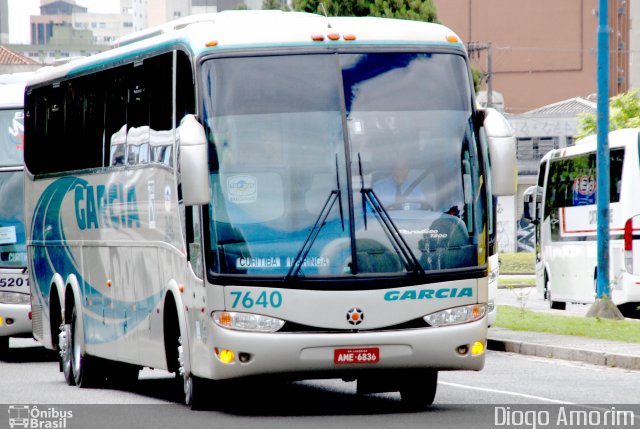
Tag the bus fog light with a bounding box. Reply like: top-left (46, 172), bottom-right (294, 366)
top-left (238, 352), bottom-right (251, 363)
top-left (213, 311), bottom-right (285, 332)
top-left (471, 341), bottom-right (485, 356)
top-left (423, 304), bottom-right (486, 327)
top-left (215, 348), bottom-right (236, 364)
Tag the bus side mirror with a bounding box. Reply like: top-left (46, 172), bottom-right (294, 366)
top-left (522, 185), bottom-right (541, 224)
top-left (481, 108), bottom-right (517, 196)
top-left (178, 115), bottom-right (210, 206)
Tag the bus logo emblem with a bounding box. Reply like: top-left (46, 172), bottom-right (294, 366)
top-left (346, 307), bottom-right (364, 325)
top-left (227, 175), bottom-right (258, 204)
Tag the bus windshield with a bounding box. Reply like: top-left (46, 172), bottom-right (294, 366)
top-left (0, 108), bottom-right (26, 268)
top-left (201, 52), bottom-right (484, 278)
top-left (0, 108), bottom-right (23, 166)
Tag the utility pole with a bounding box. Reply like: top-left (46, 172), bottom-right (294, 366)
top-left (466, 41), bottom-right (493, 107)
top-left (587, 0), bottom-right (623, 319)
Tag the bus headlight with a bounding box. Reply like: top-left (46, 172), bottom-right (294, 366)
top-left (213, 311), bottom-right (285, 332)
top-left (0, 292), bottom-right (30, 305)
top-left (423, 304), bottom-right (486, 327)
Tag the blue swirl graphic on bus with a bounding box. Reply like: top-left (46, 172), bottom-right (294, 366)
top-left (31, 176), bottom-right (162, 344)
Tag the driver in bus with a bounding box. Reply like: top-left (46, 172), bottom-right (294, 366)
top-left (373, 157), bottom-right (426, 209)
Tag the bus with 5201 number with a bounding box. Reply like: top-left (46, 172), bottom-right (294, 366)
top-left (0, 74), bottom-right (32, 356)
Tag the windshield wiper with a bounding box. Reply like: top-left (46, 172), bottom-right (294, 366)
top-left (357, 153), bottom-right (425, 276)
top-left (285, 156), bottom-right (344, 280)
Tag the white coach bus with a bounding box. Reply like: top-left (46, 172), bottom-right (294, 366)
top-left (24, 11), bottom-right (516, 409)
top-left (523, 128), bottom-right (640, 317)
top-left (0, 77), bottom-right (31, 355)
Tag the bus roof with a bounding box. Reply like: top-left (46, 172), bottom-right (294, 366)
top-left (546, 128), bottom-right (640, 161)
top-left (27, 10), bottom-right (465, 87)
top-left (0, 82), bottom-right (26, 109)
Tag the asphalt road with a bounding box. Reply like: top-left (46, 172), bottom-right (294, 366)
top-left (1, 338), bottom-right (639, 429)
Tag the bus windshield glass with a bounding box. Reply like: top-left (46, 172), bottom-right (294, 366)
top-left (0, 108), bottom-right (26, 268)
top-left (0, 108), bottom-right (23, 166)
top-left (200, 52), bottom-right (484, 278)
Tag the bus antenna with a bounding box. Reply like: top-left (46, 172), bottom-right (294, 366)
top-left (320, 2), bottom-right (332, 28)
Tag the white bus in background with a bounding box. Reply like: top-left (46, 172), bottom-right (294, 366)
top-left (24, 11), bottom-right (516, 409)
top-left (524, 128), bottom-right (640, 317)
top-left (0, 76), bottom-right (31, 355)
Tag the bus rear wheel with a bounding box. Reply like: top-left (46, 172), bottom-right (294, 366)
top-left (69, 306), bottom-right (101, 387)
top-left (59, 321), bottom-right (75, 386)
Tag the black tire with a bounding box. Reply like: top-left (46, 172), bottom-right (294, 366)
top-left (399, 370), bottom-right (438, 410)
top-left (177, 334), bottom-right (210, 410)
top-left (547, 279), bottom-right (566, 310)
top-left (70, 306), bottom-right (101, 387)
top-left (0, 336), bottom-right (9, 357)
top-left (184, 373), bottom-right (211, 410)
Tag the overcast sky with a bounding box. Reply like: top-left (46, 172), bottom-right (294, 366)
top-left (7, 0), bottom-right (119, 44)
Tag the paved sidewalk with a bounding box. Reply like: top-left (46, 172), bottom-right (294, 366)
top-left (487, 326), bottom-right (640, 371)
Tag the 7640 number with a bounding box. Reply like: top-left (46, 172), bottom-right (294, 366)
top-left (230, 290), bottom-right (282, 309)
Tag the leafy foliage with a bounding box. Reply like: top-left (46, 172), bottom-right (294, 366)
top-left (576, 89), bottom-right (640, 140)
top-left (292, 0), bottom-right (438, 22)
top-left (263, 0), bottom-right (291, 10)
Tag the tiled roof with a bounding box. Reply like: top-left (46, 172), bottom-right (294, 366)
top-left (0, 46), bottom-right (39, 65)
top-left (523, 97), bottom-right (597, 116)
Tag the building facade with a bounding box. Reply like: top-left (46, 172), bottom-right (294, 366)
top-left (433, 0), bottom-right (630, 114)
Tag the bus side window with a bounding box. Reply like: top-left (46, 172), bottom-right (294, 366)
top-left (105, 71), bottom-right (128, 167)
top-left (146, 52), bottom-right (175, 166)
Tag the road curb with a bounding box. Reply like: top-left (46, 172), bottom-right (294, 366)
top-left (487, 338), bottom-right (640, 371)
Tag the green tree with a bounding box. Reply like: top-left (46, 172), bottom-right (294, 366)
top-left (471, 67), bottom-right (483, 92)
top-left (263, 0), bottom-right (291, 10)
top-left (292, 0), bottom-right (437, 22)
top-left (576, 89), bottom-right (640, 140)
top-left (369, 0), bottom-right (436, 21)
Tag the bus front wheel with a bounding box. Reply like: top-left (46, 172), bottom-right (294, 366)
top-left (399, 370), bottom-right (438, 410)
top-left (0, 336), bottom-right (8, 356)
top-left (178, 335), bottom-right (210, 410)
top-left (546, 278), bottom-right (566, 310)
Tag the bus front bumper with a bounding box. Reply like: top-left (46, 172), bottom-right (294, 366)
top-left (0, 303), bottom-right (32, 338)
top-left (192, 318), bottom-right (487, 381)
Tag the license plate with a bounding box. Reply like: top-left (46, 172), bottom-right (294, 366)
top-left (333, 347), bottom-right (380, 364)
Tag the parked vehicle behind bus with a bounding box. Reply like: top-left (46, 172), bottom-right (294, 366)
top-left (523, 128), bottom-right (640, 317)
top-left (24, 11), bottom-right (516, 409)
top-left (0, 76), bottom-right (31, 355)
